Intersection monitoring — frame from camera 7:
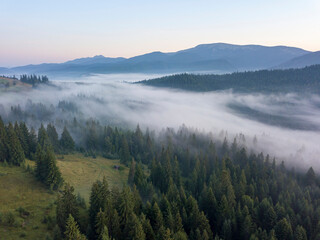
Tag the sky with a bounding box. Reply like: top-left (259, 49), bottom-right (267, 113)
top-left (1, 0), bottom-right (320, 67)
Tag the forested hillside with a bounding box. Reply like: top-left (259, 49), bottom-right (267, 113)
top-left (138, 64), bottom-right (320, 94)
top-left (1, 115), bottom-right (319, 239)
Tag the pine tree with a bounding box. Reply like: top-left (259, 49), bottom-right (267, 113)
top-left (140, 213), bottom-right (156, 240)
top-left (99, 226), bottom-right (110, 240)
top-left (128, 158), bottom-right (136, 185)
top-left (120, 136), bottom-right (130, 165)
top-left (118, 186), bottom-right (134, 227)
top-left (95, 209), bottom-right (107, 239)
top-left (60, 126), bottom-right (75, 153)
top-left (64, 214), bottom-right (87, 240)
top-left (0, 116), bottom-right (8, 162)
top-left (35, 144), bottom-right (46, 181)
top-left (38, 124), bottom-right (51, 148)
top-left (89, 177), bottom-right (110, 232)
top-left (294, 225), bottom-right (307, 240)
top-left (149, 202), bottom-right (163, 233)
top-left (6, 122), bottom-right (25, 165)
top-left (34, 143), bottom-right (63, 189)
top-left (28, 127), bottom-right (38, 159)
top-left (275, 218), bottom-right (293, 240)
top-left (305, 167), bottom-right (316, 186)
top-left (15, 122), bottom-right (29, 158)
top-left (56, 184), bottom-right (79, 234)
top-left (124, 213), bottom-right (146, 240)
top-left (45, 146), bottom-right (63, 189)
top-left (47, 123), bottom-right (60, 152)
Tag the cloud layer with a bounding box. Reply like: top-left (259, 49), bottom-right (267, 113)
top-left (1, 73), bottom-right (319, 171)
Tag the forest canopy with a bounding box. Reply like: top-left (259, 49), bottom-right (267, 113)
top-left (138, 64), bottom-right (320, 94)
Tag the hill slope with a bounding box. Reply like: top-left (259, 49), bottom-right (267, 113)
top-left (276, 51), bottom-right (320, 69)
top-left (0, 43), bottom-right (310, 76)
top-left (138, 64), bottom-right (320, 94)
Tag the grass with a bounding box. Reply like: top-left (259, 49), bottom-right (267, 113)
top-left (0, 164), bottom-right (56, 240)
top-left (56, 153), bottom-right (129, 200)
top-left (26, 153), bottom-right (129, 201)
top-left (0, 77), bottom-right (32, 93)
top-left (0, 154), bottom-right (128, 239)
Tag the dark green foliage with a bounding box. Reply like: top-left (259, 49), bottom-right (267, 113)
top-left (0, 116), bottom-right (9, 162)
top-left (88, 177), bottom-right (112, 239)
top-left (60, 126), bottom-right (75, 153)
top-left (305, 167), bottom-right (316, 186)
top-left (47, 123), bottom-right (60, 152)
top-left (128, 159), bottom-right (136, 185)
top-left (275, 218), bottom-right (293, 240)
top-left (95, 209), bottom-right (107, 239)
top-left (6, 122), bottom-right (25, 165)
top-left (56, 184), bottom-right (79, 234)
top-left (20, 74), bottom-right (49, 86)
top-left (125, 213), bottom-right (145, 240)
top-left (139, 64), bottom-right (320, 94)
top-left (120, 136), bottom-right (130, 165)
top-left (294, 225), bottom-right (307, 240)
top-left (35, 143), bottom-right (63, 189)
top-left (2, 118), bottom-right (320, 240)
top-left (64, 214), bottom-right (87, 240)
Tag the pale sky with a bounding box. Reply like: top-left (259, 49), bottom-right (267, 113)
top-left (1, 0), bottom-right (320, 67)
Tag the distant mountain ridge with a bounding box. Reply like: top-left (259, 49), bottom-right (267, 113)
top-left (0, 43), bottom-right (316, 76)
top-left (276, 51), bottom-right (320, 69)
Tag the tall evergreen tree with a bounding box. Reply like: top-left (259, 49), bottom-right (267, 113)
top-left (45, 146), bottom-right (63, 189)
top-left (56, 184), bottom-right (79, 234)
top-left (60, 126), bottom-right (75, 153)
top-left (64, 214), bottom-right (87, 240)
top-left (120, 136), bottom-right (130, 165)
top-left (0, 116), bottom-right (8, 162)
top-left (6, 122), bottom-right (25, 165)
top-left (47, 123), bottom-right (60, 152)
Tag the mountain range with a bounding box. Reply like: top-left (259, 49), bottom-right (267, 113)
top-left (1, 43), bottom-right (320, 76)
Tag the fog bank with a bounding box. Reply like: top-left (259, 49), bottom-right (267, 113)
top-left (0, 73), bottom-right (319, 171)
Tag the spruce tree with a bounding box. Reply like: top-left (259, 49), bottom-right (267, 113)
top-left (6, 122), bottom-right (25, 165)
top-left (124, 213), bottom-right (146, 240)
top-left (45, 146), bottom-right (63, 189)
top-left (95, 209), bottom-right (107, 239)
top-left (60, 126), bottom-right (75, 153)
top-left (120, 136), bottom-right (130, 165)
top-left (56, 184), bottom-right (79, 234)
top-left (15, 122), bottom-right (29, 158)
top-left (0, 116), bottom-right (8, 162)
top-left (294, 225), bottom-right (307, 240)
top-left (64, 214), bottom-right (87, 240)
top-left (28, 127), bottom-right (38, 159)
top-left (128, 158), bottom-right (136, 185)
top-left (38, 124), bottom-right (51, 148)
top-left (47, 123), bottom-right (60, 152)
top-left (35, 144), bottom-right (46, 181)
top-left (99, 226), bottom-right (110, 240)
top-left (89, 177), bottom-right (110, 233)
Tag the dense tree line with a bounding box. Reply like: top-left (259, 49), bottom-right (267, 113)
top-left (138, 64), bottom-right (320, 94)
top-left (50, 121), bottom-right (320, 240)
top-left (20, 74), bottom-right (49, 86)
top-left (0, 117), bottom-right (76, 189)
top-left (2, 116), bottom-right (320, 239)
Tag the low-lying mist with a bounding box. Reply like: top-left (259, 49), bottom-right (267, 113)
top-left (1, 73), bottom-right (319, 171)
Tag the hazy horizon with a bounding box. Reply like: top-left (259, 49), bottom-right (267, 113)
top-left (1, 0), bottom-right (320, 67)
top-left (1, 42), bottom-right (318, 68)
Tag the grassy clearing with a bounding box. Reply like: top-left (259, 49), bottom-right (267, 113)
top-left (56, 154), bottom-right (129, 200)
top-left (0, 164), bottom-right (56, 240)
top-left (0, 154), bottom-right (128, 239)
top-left (0, 77), bottom-right (32, 93)
top-left (26, 153), bottom-right (129, 200)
